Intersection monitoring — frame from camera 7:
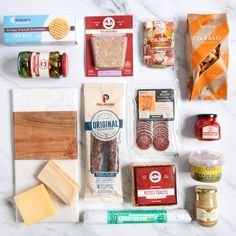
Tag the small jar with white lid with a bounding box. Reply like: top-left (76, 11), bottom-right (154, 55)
top-left (188, 151), bottom-right (224, 183)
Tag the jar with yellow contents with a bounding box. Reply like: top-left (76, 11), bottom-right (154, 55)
top-left (195, 185), bottom-right (218, 227)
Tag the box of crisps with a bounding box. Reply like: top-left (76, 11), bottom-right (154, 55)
top-left (131, 163), bottom-right (177, 206)
top-left (4, 15), bottom-right (76, 45)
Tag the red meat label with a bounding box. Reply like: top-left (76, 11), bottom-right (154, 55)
top-left (134, 165), bottom-right (177, 206)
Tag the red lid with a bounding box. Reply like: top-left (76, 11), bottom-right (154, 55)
top-left (61, 53), bottom-right (68, 77)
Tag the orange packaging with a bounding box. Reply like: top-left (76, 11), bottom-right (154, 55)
top-left (186, 14), bottom-right (229, 100)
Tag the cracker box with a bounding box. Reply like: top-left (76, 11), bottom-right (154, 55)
top-left (4, 15), bottom-right (76, 45)
top-left (131, 163), bottom-right (177, 206)
top-left (85, 15), bottom-right (133, 77)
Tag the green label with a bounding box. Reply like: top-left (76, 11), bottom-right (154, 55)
top-left (107, 210), bottom-right (167, 224)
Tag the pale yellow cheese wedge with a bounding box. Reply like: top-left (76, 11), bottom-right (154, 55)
top-left (37, 161), bottom-right (79, 206)
top-left (14, 184), bottom-right (55, 225)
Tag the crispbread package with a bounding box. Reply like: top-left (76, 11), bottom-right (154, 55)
top-left (83, 83), bottom-right (125, 202)
top-left (186, 14), bottom-right (229, 100)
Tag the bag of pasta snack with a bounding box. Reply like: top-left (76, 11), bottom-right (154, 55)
top-left (186, 14), bottom-right (229, 100)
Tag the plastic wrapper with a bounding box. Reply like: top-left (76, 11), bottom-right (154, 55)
top-left (85, 15), bottom-right (133, 77)
top-left (83, 83), bottom-right (125, 202)
top-left (91, 35), bottom-right (127, 69)
top-left (186, 14), bottom-right (229, 100)
top-left (128, 81), bottom-right (179, 157)
top-left (83, 209), bottom-right (192, 224)
top-left (144, 20), bottom-right (175, 68)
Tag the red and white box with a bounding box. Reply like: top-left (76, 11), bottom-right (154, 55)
top-left (131, 163), bottom-right (177, 206)
top-left (85, 15), bottom-right (133, 77)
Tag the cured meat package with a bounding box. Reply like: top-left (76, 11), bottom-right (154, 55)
top-left (186, 14), bottom-right (229, 100)
top-left (128, 85), bottom-right (179, 157)
top-left (83, 83), bottom-right (125, 202)
top-left (85, 15), bottom-right (133, 77)
top-left (144, 20), bottom-right (175, 68)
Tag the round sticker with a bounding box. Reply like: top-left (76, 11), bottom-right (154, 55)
top-left (91, 110), bottom-right (120, 141)
top-left (103, 17), bottom-right (115, 29)
top-left (149, 171), bottom-right (161, 183)
top-left (39, 59), bottom-right (48, 70)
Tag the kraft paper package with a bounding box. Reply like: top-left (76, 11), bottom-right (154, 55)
top-left (83, 83), bottom-right (125, 202)
top-left (186, 14), bottom-right (229, 100)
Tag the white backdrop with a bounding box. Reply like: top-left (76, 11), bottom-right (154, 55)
top-left (0, 0), bottom-right (236, 235)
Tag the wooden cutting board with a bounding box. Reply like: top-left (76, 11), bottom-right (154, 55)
top-left (14, 111), bottom-right (77, 160)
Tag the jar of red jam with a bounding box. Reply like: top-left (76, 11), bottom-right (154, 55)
top-left (195, 114), bottom-right (220, 141)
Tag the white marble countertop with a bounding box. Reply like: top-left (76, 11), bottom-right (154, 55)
top-left (1, 0), bottom-right (236, 235)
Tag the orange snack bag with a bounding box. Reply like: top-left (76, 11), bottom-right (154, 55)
top-left (186, 14), bottom-right (229, 100)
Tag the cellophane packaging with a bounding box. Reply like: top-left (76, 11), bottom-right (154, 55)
top-left (83, 83), bottom-right (125, 202)
top-left (85, 15), bottom-right (133, 77)
top-left (128, 81), bottom-right (179, 159)
top-left (186, 14), bottom-right (229, 100)
top-left (144, 20), bottom-right (175, 68)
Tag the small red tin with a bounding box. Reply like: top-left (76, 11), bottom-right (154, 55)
top-left (131, 163), bottom-right (177, 206)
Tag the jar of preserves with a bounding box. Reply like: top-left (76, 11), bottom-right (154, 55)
top-left (195, 114), bottom-right (220, 141)
top-left (17, 51), bottom-right (68, 78)
top-left (195, 185), bottom-right (218, 227)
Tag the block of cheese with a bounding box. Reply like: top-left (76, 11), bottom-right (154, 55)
top-left (38, 161), bottom-right (79, 205)
top-left (14, 184), bottom-right (55, 225)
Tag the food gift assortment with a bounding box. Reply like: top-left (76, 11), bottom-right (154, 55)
top-left (1, 11), bottom-right (229, 229)
top-left (4, 15), bottom-right (76, 45)
top-left (144, 20), bottom-right (175, 67)
top-left (85, 15), bottom-right (133, 77)
top-left (186, 14), bottom-right (229, 100)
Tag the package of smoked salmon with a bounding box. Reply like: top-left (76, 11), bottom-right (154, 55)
top-left (83, 83), bottom-right (125, 202)
top-left (186, 14), bottom-right (229, 100)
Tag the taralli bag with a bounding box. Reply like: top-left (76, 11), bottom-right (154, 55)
top-left (186, 14), bottom-right (229, 100)
top-left (83, 83), bottom-right (125, 202)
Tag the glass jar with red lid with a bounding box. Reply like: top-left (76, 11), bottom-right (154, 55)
top-left (195, 114), bottom-right (220, 141)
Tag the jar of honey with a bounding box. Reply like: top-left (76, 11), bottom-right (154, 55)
top-left (195, 185), bottom-right (218, 227)
top-left (195, 114), bottom-right (220, 141)
top-left (17, 51), bottom-right (68, 78)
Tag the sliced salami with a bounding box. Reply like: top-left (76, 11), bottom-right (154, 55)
top-left (153, 121), bottom-right (170, 151)
top-left (136, 120), bottom-right (153, 150)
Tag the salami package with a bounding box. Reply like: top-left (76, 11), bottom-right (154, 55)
top-left (85, 15), bottom-right (133, 77)
top-left (186, 14), bottom-right (229, 100)
top-left (83, 83), bottom-right (125, 202)
top-left (128, 82), bottom-right (179, 158)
